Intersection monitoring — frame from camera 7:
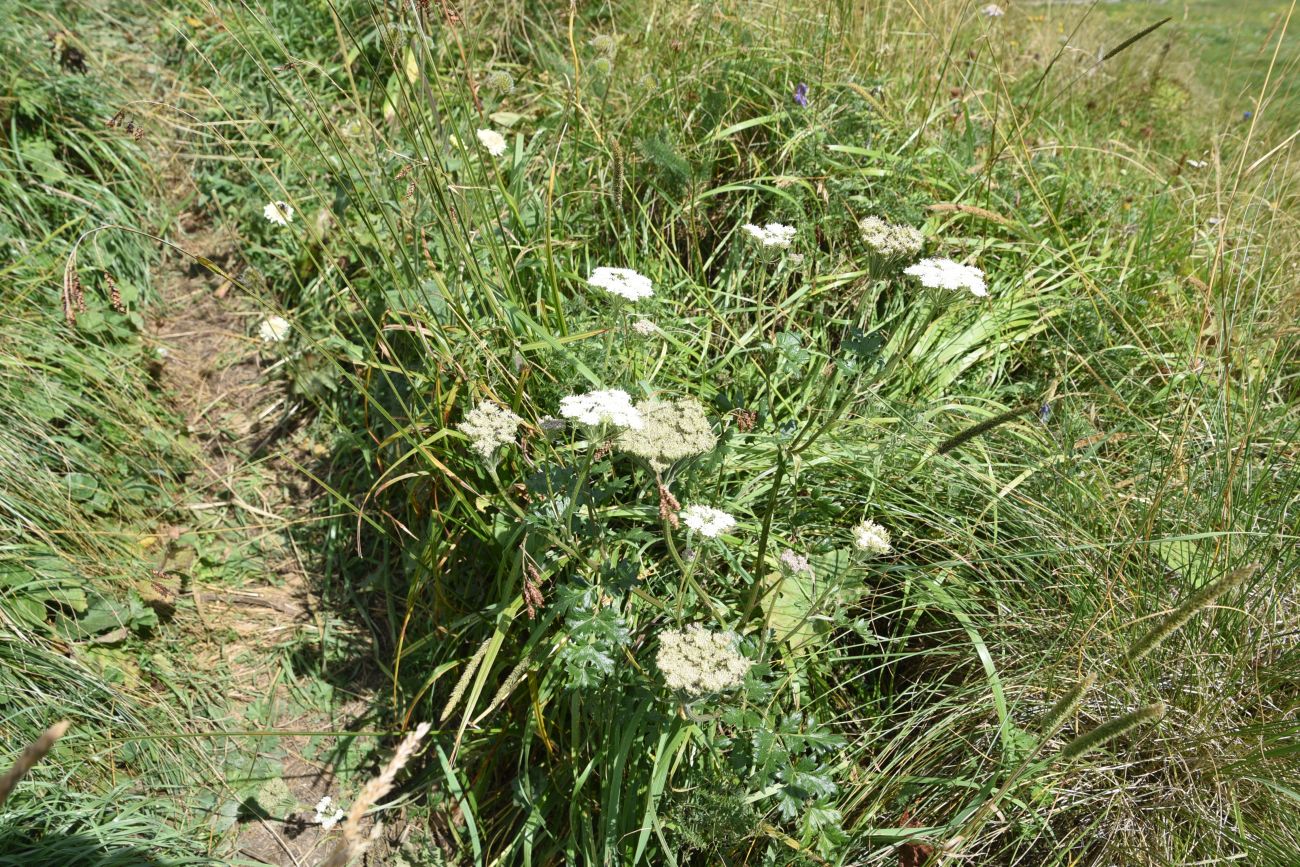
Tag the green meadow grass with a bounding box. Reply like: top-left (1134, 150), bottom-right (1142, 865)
top-left (0, 0), bottom-right (220, 862)
top-left (2, 0), bottom-right (1298, 864)
top-left (1088, 0), bottom-right (1300, 133)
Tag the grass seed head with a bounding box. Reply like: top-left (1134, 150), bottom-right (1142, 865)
top-left (1060, 702), bottom-right (1167, 761)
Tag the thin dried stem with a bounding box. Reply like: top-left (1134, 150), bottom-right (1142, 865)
top-left (0, 720), bottom-right (71, 808)
top-left (316, 721), bottom-right (431, 867)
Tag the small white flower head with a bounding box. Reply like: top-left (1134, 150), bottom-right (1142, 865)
top-left (1187, 159), bottom-right (1207, 169)
top-left (483, 69), bottom-right (514, 93)
top-left (559, 388), bottom-right (644, 429)
top-left (779, 549), bottom-right (813, 575)
top-left (263, 201), bottom-right (294, 227)
top-left (617, 398), bottom-right (717, 471)
top-left (742, 222), bottom-right (797, 250)
top-left (903, 257), bottom-right (988, 297)
top-left (853, 519), bottom-right (892, 555)
top-left (456, 401), bottom-right (523, 460)
top-left (258, 315), bottom-right (291, 343)
top-left (476, 128), bottom-right (508, 157)
top-left (631, 318), bottom-right (660, 336)
top-left (588, 266), bottom-right (654, 301)
top-left (787, 252), bottom-right (806, 267)
top-left (313, 795), bottom-right (345, 830)
top-left (588, 33), bottom-right (618, 57)
top-left (981, 3), bottom-right (1005, 17)
top-left (859, 216), bottom-right (925, 259)
top-left (656, 625), bottom-right (752, 696)
top-left (679, 504), bottom-right (736, 538)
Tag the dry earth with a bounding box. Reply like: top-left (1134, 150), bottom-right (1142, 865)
top-left (148, 195), bottom-right (380, 865)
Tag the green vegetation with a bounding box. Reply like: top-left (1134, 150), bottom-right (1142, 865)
top-left (3, 0), bottom-right (1298, 865)
top-left (1091, 0), bottom-right (1300, 132)
top-left (0, 1), bottom-right (212, 862)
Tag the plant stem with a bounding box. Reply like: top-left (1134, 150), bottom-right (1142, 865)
top-left (742, 447), bottom-right (788, 623)
top-left (561, 426), bottom-right (601, 533)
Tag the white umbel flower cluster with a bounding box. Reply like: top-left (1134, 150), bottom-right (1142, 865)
top-left (631, 318), bottom-right (660, 336)
top-left (313, 795), bottom-right (345, 831)
top-left (853, 519), bottom-right (892, 555)
top-left (263, 201), bottom-right (294, 226)
top-left (258, 315), bottom-right (291, 343)
top-left (981, 3), bottom-right (1005, 17)
top-left (742, 222), bottom-right (797, 249)
top-left (476, 128), bottom-right (508, 157)
top-left (456, 401), bottom-right (523, 460)
top-left (617, 397), bottom-right (717, 471)
top-left (859, 216), bottom-right (925, 259)
top-left (656, 625), bottom-right (752, 695)
top-left (903, 257), bottom-right (989, 297)
top-left (679, 504), bottom-right (736, 538)
top-left (559, 388), bottom-right (644, 428)
top-left (588, 267), bottom-right (654, 301)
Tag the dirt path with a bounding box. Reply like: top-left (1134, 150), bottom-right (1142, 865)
top-left (148, 194), bottom-right (375, 865)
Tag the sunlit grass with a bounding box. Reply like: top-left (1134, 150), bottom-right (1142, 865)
top-left (3, 0), bottom-right (1298, 864)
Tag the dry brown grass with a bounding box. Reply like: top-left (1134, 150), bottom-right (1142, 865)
top-left (316, 722), bottom-right (432, 867)
top-left (0, 720), bottom-right (70, 808)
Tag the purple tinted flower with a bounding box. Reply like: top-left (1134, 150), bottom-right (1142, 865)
top-left (780, 549), bottom-right (813, 576)
top-left (793, 83), bottom-right (809, 107)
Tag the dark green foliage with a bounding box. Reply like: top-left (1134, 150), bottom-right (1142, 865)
top-left (637, 130), bottom-right (694, 195)
top-left (664, 777), bottom-right (761, 862)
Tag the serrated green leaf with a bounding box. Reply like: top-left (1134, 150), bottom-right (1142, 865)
top-left (255, 777), bottom-right (296, 819)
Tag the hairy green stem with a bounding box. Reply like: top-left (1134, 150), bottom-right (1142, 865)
top-left (743, 448), bottom-right (788, 624)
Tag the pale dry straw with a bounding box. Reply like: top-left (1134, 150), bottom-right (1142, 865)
top-left (0, 720), bottom-right (70, 808)
top-left (316, 722), bottom-right (432, 867)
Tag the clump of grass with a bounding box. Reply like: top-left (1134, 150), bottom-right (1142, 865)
top-left (12, 0), bottom-right (1295, 863)
top-left (0, 0), bottom-right (217, 860)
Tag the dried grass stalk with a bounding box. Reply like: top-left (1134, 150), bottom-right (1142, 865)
top-left (316, 721), bottom-right (431, 867)
top-left (0, 720), bottom-right (71, 808)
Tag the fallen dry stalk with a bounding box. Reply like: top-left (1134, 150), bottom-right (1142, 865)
top-left (316, 721), bottom-right (431, 867)
top-left (0, 720), bottom-right (71, 808)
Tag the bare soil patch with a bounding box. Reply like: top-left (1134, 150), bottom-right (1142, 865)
top-left (148, 200), bottom-right (377, 865)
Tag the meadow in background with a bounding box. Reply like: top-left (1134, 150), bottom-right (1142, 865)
top-left (1, 0), bottom-right (1298, 864)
